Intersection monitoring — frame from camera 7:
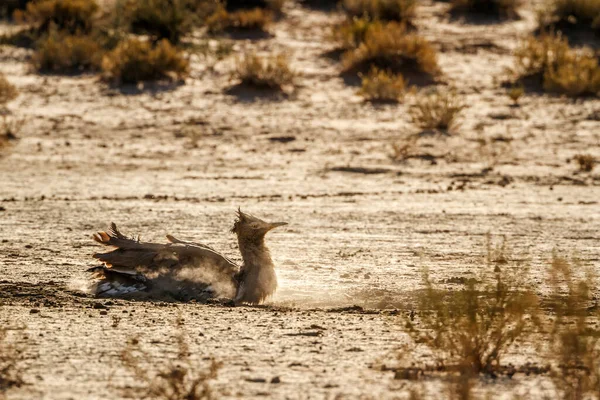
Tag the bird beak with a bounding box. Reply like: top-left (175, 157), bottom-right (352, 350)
top-left (268, 222), bottom-right (288, 230)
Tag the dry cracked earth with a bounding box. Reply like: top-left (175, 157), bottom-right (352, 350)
top-left (0, 0), bottom-right (599, 399)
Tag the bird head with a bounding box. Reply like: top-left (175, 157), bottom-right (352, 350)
top-left (231, 209), bottom-right (287, 243)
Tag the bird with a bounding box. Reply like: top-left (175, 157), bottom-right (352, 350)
top-left (87, 209), bottom-right (287, 305)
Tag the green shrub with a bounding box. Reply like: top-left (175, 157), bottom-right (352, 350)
top-left (102, 38), bottom-right (189, 84)
top-left (32, 31), bottom-right (103, 73)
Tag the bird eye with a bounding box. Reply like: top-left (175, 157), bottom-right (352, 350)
top-left (249, 223), bottom-right (261, 229)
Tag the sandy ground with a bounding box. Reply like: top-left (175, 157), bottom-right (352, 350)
top-left (0, 1), bottom-right (599, 399)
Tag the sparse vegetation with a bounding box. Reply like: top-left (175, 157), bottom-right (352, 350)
top-left (0, 0), bottom-right (30, 19)
top-left (342, 0), bottom-right (417, 24)
top-left (405, 238), bottom-right (538, 378)
top-left (124, 0), bottom-right (220, 43)
top-left (507, 84), bottom-right (524, 105)
top-left (540, 0), bottom-right (600, 35)
top-left (573, 154), bottom-right (596, 172)
top-left (0, 326), bottom-right (23, 396)
top-left (32, 31), bottom-right (103, 73)
top-left (0, 74), bottom-right (18, 107)
top-left (16, 0), bottom-right (99, 34)
top-left (449, 0), bottom-right (521, 19)
top-left (102, 38), bottom-right (189, 84)
top-left (331, 17), bottom-right (380, 50)
top-left (410, 89), bottom-right (464, 132)
top-left (548, 253), bottom-right (600, 400)
top-left (121, 316), bottom-right (221, 400)
top-left (341, 22), bottom-right (440, 82)
top-left (225, 0), bottom-right (285, 13)
top-left (359, 67), bottom-right (406, 102)
top-left (512, 34), bottom-right (600, 97)
top-left (206, 6), bottom-right (273, 33)
top-left (235, 52), bottom-right (295, 89)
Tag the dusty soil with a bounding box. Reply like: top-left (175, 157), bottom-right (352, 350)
top-left (0, 1), bottom-right (599, 399)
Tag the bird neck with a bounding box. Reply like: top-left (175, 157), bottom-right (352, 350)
top-left (238, 237), bottom-right (273, 270)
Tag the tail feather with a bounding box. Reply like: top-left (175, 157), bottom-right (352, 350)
top-left (93, 223), bottom-right (145, 250)
top-left (87, 266), bottom-right (148, 297)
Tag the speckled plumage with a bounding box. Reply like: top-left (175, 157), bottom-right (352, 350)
top-left (88, 210), bottom-right (287, 305)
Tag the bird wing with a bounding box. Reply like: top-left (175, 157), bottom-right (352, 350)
top-left (92, 223), bottom-right (239, 277)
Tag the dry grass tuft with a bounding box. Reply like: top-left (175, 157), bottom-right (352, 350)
top-left (331, 17), bottom-right (380, 50)
top-left (359, 67), bottom-right (406, 102)
top-left (32, 31), bottom-right (103, 73)
top-left (342, 0), bottom-right (417, 23)
top-left (102, 38), bottom-right (189, 84)
top-left (235, 52), bottom-right (295, 89)
top-left (406, 238), bottom-right (538, 377)
top-left (124, 0), bottom-right (220, 43)
top-left (1, 0), bottom-right (30, 19)
top-left (341, 22), bottom-right (440, 82)
top-left (16, 0), bottom-right (99, 34)
top-left (449, 0), bottom-right (521, 19)
top-left (410, 89), bottom-right (464, 132)
top-left (225, 0), bottom-right (285, 13)
top-left (0, 326), bottom-right (23, 395)
top-left (121, 316), bottom-right (221, 400)
top-left (206, 6), bottom-right (273, 33)
top-left (0, 74), bottom-right (18, 106)
top-left (540, 0), bottom-right (600, 34)
top-left (548, 253), bottom-right (600, 400)
top-left (573, 154), bottom-right (596, 172)
top-left (507, 84), bottom-right (524, 105)
top-left (513, 34), bottom-right (600, 97)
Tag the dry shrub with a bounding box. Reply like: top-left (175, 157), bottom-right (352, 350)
top-left (513, 34), bottom-right (600, 97)
top-left (542, 0), bottom-right (600, 33)
top-left (548, 253), bottom-right (600, 400)
top-left (16, 0), bottom-right (99, 34)
top-left (406, 238), bottom-right (538, 377)
top-left (410, 89), bottom-right (464, 132)
top-left (0, 326), bottom-right (23, 396)
top-left (359, 67), bottom-right (406, 102)
top-left (225, 0), bottom-right (285, 13)
top-left (342, 0), bottom-right (417, 23)
top-left (122, 317), bottom-right (221, 400)
top-left (331, 17), bottom-right (380, 50)
top-left (124, 0), bottom-right (220, 43)
top-left (235, 52), bottom-right (295, 89)
top-left (507, 84), bottom-right (524, 105)
top-left (32, 31), bottom-right (103, 73)
top-left (0, 75), bottom-right (18, 106)
top-left (573, 154), bottom-right (596, 172)
top-left (102, 38), bottom-right (189, 84)
top-left (206, 6), bottom-right (272, 33)
top-left (450, 0), bottom-right (521, 19)
top-left (341, 22), bottom-right (440, 82)
top-left (0, 0), bottom-right (31, 19)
